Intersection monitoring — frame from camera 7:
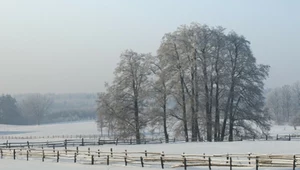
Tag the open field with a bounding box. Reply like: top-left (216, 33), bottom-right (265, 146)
top-left (1, 121), bottom-right (300, 170)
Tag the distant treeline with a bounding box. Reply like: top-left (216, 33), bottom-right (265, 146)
top-left (0, 93), bottom-right (97, 125)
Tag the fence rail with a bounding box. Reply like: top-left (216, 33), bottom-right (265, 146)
top-left (1, 133), bottom-right (300, 149)
top-left (1, 133), bottom-right (300, 141)
top-left (0, 147), bottom-right (299, 170)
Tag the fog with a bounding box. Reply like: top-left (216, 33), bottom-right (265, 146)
top-left (0, 0), bottom-right (299, 93)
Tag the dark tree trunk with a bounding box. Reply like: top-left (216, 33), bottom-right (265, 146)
top-left (174, 44), bottom-right (189, 142)
top-left (134, 97), bottom-right (141, 144)
top-left (163, 92), bottom-right (169, 143)
top-left (228, 96), bottom-right (234, 142)
top-left (220, 89), bottom-right (232, 141)
top-left (214, 82), bottom-right (220, 141)
top-left (191, 66), bottom-right (197, 142)
top-left (180, 74), bottom-right (189, 142)
top-left (194, 50), bottom-right (201, 141)
top-left (203, 51), bottom-right (212, 142)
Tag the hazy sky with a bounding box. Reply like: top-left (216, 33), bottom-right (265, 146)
top-left (0, 0), bottom-right (299, 93)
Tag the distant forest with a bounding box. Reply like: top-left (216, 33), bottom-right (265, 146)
top-left (0, 93), bottom-right (97, 125)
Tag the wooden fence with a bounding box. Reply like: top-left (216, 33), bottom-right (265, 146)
top-left (1, 133), bottom-right (300, 141)
top-left (0, 138), bottom-right (170, 149)
top-left (1, 133), bottom-right (300, 149)
top-left (0, 147), bottom-right (299, 170)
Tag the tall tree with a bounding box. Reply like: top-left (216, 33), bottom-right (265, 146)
top-left (220, 32), bottom-right (270, 141)
top-left (158, 32), bottom-right (190, 142)
top-left (149, 56), bottom-right (174, 143)
top-left (98, 50), bottom-right (152, 144)
top-left (0, 95), bottom-right (22, 124)
top-left (21, 94), bottom-right (53, 125)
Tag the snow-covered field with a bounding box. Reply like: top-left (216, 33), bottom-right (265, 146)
top-left (0, 121), bottom-right (99, 137)
top-left (1, 121), bottom-right (300, 170)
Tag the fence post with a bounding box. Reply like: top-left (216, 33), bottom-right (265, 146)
top-left (42, 149), bottom-right (45, 162)
top-left (140, 156), bottom-right (144, 167)
top-left (230, 157), bottom-right (232, 170)
top-left (74, 153), bottom-right (77, 163)
top-left (26, 150), bottom-right (29, 161)
top-left (98, 149), bottom-right (100, 157)
top-left (183, 157), bottom-right (186, 170)
top-left (76, 146), bottom-right (79, 154)
top-left (293, 155), bottom-right (296, 170)
top-left (91, 155), bottom-right (94, 165)
top-left (57, 151), bottom-right (59, 162)
top-left (110, 148), bottom-right (113, 157)
top-left (160, 156), bottom-right (164, 169)
top-left (208, 157), bottom-right (211, 170)
top-left (125, 150), bottom-right (127, 156)
top-left (203, 153), bottom-right (205, 159)
top-left (226, 154), bottom-right (229, 163)
top-left (145, 150), bottom-right (147, 157)
top-left (0, 149), bottom-right (2, 159)
top-left (256, 156), bottom-right (258, 170)
top-left (64, 139), bottom-right (67, 151)
top-left (88, 148), bottom-right (90, 156)
top-left (248, 153), bottom-right (251, 164)
top-left (124, 157), bottom-right (127, 166)
top-left (276, 134), bottom-right (278, 140)
top-left (82, 138), bottom-right (84, 146)
top-left (53, 145), bottom-right (55, 154)
top-left (13, 149), bottom-right (16, 160)
top-left (107, 155), bottom-right (110, 165)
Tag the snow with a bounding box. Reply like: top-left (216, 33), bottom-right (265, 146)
top-left (0, 120), bottom-right (99, 137)
top-left (0, 159), bottom-right (159, 170)
top-left (1, 121), bottom-right (300, 169)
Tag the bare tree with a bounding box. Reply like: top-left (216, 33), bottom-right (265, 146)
top-left (158, 31), bottom-right (190, 142)
top-left (21, 94), bottom-right (53, 125)
top-left (97, 50), bottom-right (151, 144)
top-left (149, 56), bottom-right (174, 143)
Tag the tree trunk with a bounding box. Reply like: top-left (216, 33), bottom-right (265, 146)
top-left (180, 74), bottom-right (189, 142)
top-left (220, 89), bottom-right (232, 141)
top-left (134, 97), bottom-right (141, 144)
top-left (191, 66), bottom-right (197, 142)
top-left (174, 44), bottom-right (189, 142)
top-left (228, 96), bottom-right (234, 142)
top-left (214, 81), bottom-right (220, 141)
top-left (163, 92), bottom-right (169, 143)
top-left (203, 51), bottom-right (212, 142)
top-left (194, 50), bottom-right (201, 141)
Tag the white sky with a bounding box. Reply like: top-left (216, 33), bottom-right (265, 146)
top-left (0, 0), bottom-right (299, 93)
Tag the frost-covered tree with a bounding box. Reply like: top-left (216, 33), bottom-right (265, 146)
top-left (21, 94), bottom-right (53, 125)
top-left (97, 50), bottom-right (152, 144)
top-left (97, 22), bottom-right (270, 142)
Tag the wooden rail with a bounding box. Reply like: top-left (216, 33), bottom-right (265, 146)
top-left (1, 133), bottom-right (299, 142)
top-left (0, 147), bottom-right (299, 170)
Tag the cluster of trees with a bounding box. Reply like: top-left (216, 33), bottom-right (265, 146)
top-left (97, 23), bottom-right (270, 144)
top-left (0, 93), bottom-right (97, 125)
top-left (43, 109), bottom-right (96, 124)
top-left (0, 94), bottom-right (53, 125)
top-left (266, 82), bottom-right (300, 126)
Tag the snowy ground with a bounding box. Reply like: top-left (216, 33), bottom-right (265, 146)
top-left (0, 121), bottom-right (99, 137)
top-left (1, 121), bottom-right (300, 170)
